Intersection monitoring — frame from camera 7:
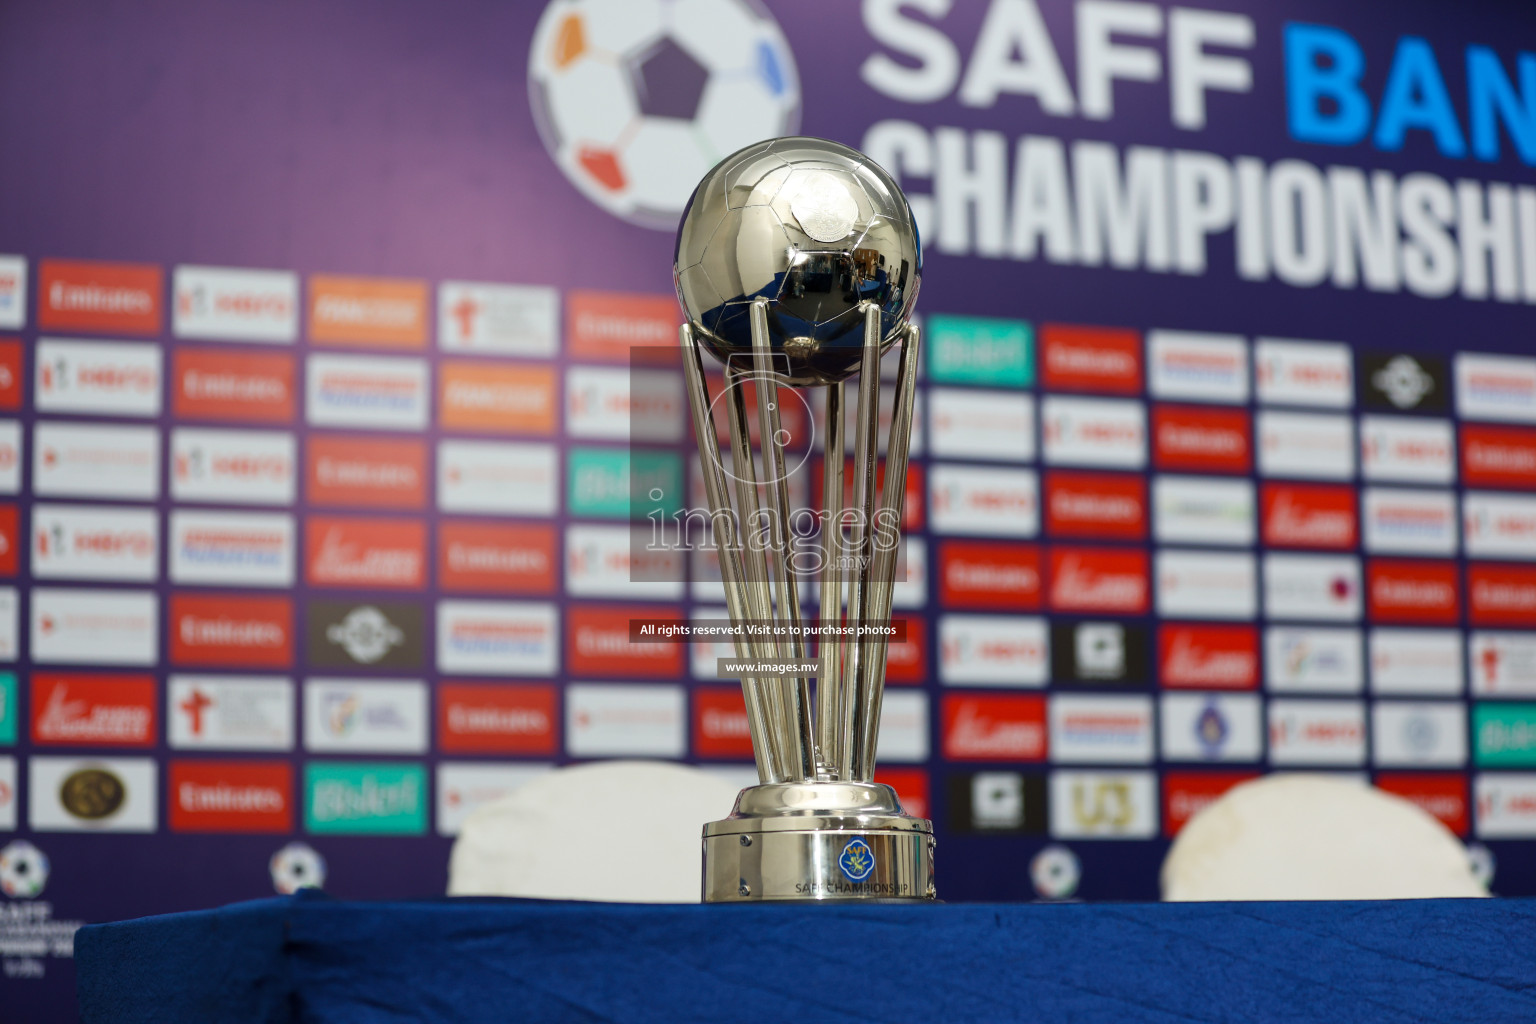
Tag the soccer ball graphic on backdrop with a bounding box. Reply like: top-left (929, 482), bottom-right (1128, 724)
top-left (528, 0), bottom-right (801, 229)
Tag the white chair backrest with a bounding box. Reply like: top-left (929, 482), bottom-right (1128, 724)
top-left (448, 761), bottom-right (743, 903)
top-left (1161, 775), bottom-right (1487, 901)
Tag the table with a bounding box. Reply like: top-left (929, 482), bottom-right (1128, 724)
top-left (76, 893), bottom-right (1536, 1022)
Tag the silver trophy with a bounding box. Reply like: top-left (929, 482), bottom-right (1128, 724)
top-left (674, 137), bottom-right (934, 901)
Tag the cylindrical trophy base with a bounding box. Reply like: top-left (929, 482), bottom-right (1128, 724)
top-left (701, 783), bottom-right (936, 902)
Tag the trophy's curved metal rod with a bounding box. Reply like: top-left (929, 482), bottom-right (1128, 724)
top-left (850, 321), bottom-right (921, 782)
top-left (816, 381), bottom-right (846, 780)
top-left (836, 302), bottom-right (884, 781)
top-left (677, 324), bottom-right (779, 783)
top-left (748, 298), bottom-right (816, 782)
top-left (724, 361), bottom-right (804, 781)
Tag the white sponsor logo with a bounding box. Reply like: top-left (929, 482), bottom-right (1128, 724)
top-left (438, 440), bottom-right (558, 516)
top-left (1268, 699), bottom-right (1366, 765)
top-left (877, 691), bottom-right (930, 763)
top-left (1369, 629), bottom-right (1464, 696)
top-left (436, 762), bottom-right (552, 836)
top-left (892, 535), bottom-right (926, 610)
top-left (172, 265), bottom-right (298, 343)
top-left (1372, 702), bottom-right (1467, 767)
top-left (438, 281), bottom-right (558, 357)
top-left (0, 255), bottom-right (26, 329)
top-left (31, 588), bottom-right (156, 666)
top-left (929, 464), bottom-right (1038, 537)
top-left (1362, 487), bottom-right (1458, 555)
top-left (565, 683), bottom-right (685, 758)
top-left (0, 756), bottom-right (13, 831)
top-left (1160, 693), bottom-right (1263, 762)
top-left (36, 338), bottom-right (162, 417)
top-left (1041, 395), bottom-right (1146, 469)
top-left (34, 422), bottom-right (157, 500)
top-left (306, 353), bottom-right (429, 431)
top-left (437, 600), bottom-right (559, 676)
top-left (303, 679), bottom-right (428, 754)
top-left (565, 366), bottom-right (685, 442)
top-left (929, 389), bottom-right (1035, 462)
top-left (168, 676), bottom-right (294, 751)
top-left (1049, 694), bottom-right (1154, 764)
top-left (1470, 632), bottom-right (1536, 697)
top-left (1155, 550), bottom-right (1257, 621)
top-left (1456, 352), bottom-right (1536, 423)
top-left (29, 756), bottom-right (157, 832)
top-left (1254, 338), bottom-right (1353, 408)
top-left (0, 421), bottom-right (18, 495)
top-left (1265, 626), bottom-right (1363, 693)
top-left (1263, 553), bottom-right (1361, 621)
top-left (1048, 770), bottom-right (1157, 838)
top-left (169, 510), bottom-right (295, 588)
top-left (824, 382), bottom-right (925, 456)
top-left (1464, 491), bottom-right (1536, 561)
top-left (566, 524), bottom-right (685, 601)
top-left (32, 504), bottom-right (159, 582)
top-left (1474, 773), bottom-right (1536, 838)
top-left (1152, 476), bottom-right (1254, 546)
top-left (171, 428), bottom-right (296, 506)
top-left (0, 588), bottom-right (17, 662)
top-left (1147, 330), bottom-right (1248, 404)
top-left (938, 615), bottom-right (1048, 687)
top-left (1257, 411), bottom-right (1354, 480)
top-left (1360, 415), bottom-right (1455, 483)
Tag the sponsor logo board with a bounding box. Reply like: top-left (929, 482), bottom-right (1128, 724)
top-left (937, 615), bottom-right (1048, 687)
top-left (1461, 424), bottom-right (1536, 489)
top-left (1151, 405), bottom-right (1250, 473)
top-left (0, 255), bottom-right (26, 330)
top-left (1474, 772), bottom-right (1536, 837)
top-left (436, 761), bottom-right (552, 837)
top-left (1456, 353), bottom-right (1536, 423)
top-left (169, 594), bottom-right (292, 668)
top-left (1147, 330), bottom-right (1247, 404)
top-left (439, 439), bottom-right (559, 517)
top-left (1159, 624), bottom-right (1258, 689)
top-left (1162, 771), bottom-right (1261, 837)
top-left (566, 366), bottom-right (684, 442)
top-left (0, 672), bottom-right (14, 743)
top-left (568, 448), bottom-right (681, 519)
top-left (1049, 546), bottom-right (1149, 614)
top-left (1360, 415), bottom-right (1456, 483)
top-left (1375, 773), bottom-right (1467, 835)
top-left (1465, 491), bottom-right (1536, 560)
top-left (1049, 770), bottom-right (1157, 838)
top-left (440, 361), bottom-right (557, 435)
top-left (1160, 692), bottom-right (1262, 762)
top-left (438, 682), bottom-right (557, 755)
top-left (1268, 699), bottom-right (1366, 765)
top-left (437, 600), bottom-right (558, 676)
top-left (940, 694), bottom-right (1047, 761)
top-left (1365, 559), bottom-right (1459, 623)
top-left (568, 604), bottom-right (684, 678)
top-left (439, 522), bottom-right (557, 594)
top-left (172, 510), bottom-right (295, 588)
top-left (946, 771), bottom-right (1047, 835)
top-left (1370, 629), bottom-right (1464, 696)
top-left (173, 265), bottom-right (298, 343)
top-left (29, 755), bottom-right (157, 832)
top-left (1360, 487), bottom-right (1457, 556)
top-left (1155, 550), bottom-right (1257, 621)
top-left (1469, 564), bottom-right (1536, 626)
top-left (566, 524), bottom-right (684, 601)
top-left (31, 674), bottom-right (156, 747)
top-left (566, 291), bottom-right (678, 361)
top-left (307, 435), bottom-right (425, 509)
top-left (1046, 471), bottom-right (1146, 540)
top-left (1256, 411), bottom-right (1354, 479)
top-left (929, 464), bottom-right (1038, 537)
top-left (877, 690), bottom-right (930, 763)
top-left (306, 353), bottom-right (429, 431)
top-left (1040, 324), bottom-right (1141, 394)
top-left (168, 760), bottom-right (293, 833)
top-left (1361, 352), bottom-right (1448, 413)
top-left (174, 348), bottom-right (295, 423)
top-left (1254, 338), bottom-right (1352, 408)
top-left (1471, 631), bottom-right (1536, 697)
top-left (1048, 694), bottom-right (1154, 764)
top-left (32, 589), bottom-right (156, 666)
top-left (0, 755), bottom-right (12, 830)
top-left (926, 315), bottom-right (1033, 387)
top-left (36, 337), bottom-right (161, 417)
top-left (1265, 626), bottom-right (1363, 693)
top-left (1152, 475), bottom-right (1253, 546)
top-left (1050, 621), bottom-right (1148, 685)
top-left (303, 678), bottom-right (428, 753)
top-left (937, 541), bottom-right (1041, 609)
top-left (0, 339), bottom-right (23, 410)
top-left (1041, 395), bottom-right (1146, 469)
top-left (1263, 553), bottom-right (1361, 621)
top-left (171, 428), bottom-right (296, 506)
top-left (304, 762), bottom-right (427, 834)
top-left (1474, 704), bottom-right (1536, 767)
top-left (168, 676), bottom-right (294, 750)
top-left (305, 516), bottom-right (424, 590)
top-left (307, 600), bottom-right (423, 670)
top-left (307, 274), bottom-right (427, 348)
top-left (1261, 483), bottom-right (1357, 549)
top-left (38, 259), bottom-right (161, 334)
top-left (34, 421), bottom-right (155, 499)
top-left (928, 388), bottom-right (1035, 461)
top-left (33, 504), bottom-right (158, 582)
top-left (565, 683), bottom-right (685, 757)
top-left (1374, 702), bottom-right (1467, 767)
top-left (438, 281), bottom-right (558, 357)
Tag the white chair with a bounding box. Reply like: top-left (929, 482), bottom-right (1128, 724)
top-left (1161, 775), bottom-right (1488, 901)
top-left (448, 761), bottom-right (743, 903)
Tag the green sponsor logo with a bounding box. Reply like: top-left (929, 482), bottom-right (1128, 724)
top-left (304, 763), bottom-right (427, 834)
top-left (0, 672), bottom-right (13, 744)
top-left (1474, 704), bottom-right (1536, 766)
top-left (927, 315), bottom-right (1033, 387)
top-left (567, 448), bottom-right (681, 520)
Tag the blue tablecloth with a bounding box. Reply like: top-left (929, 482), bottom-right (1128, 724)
top-left (75, 893), bottom-right (1536, 1023)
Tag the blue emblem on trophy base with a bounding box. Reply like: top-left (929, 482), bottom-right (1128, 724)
top-left (838, 838), bottom-right (876, 882)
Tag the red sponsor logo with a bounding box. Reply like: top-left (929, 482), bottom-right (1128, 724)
top-left (38, 259), bottom-right (163, 334)
top-left (1367, 560), bottom-right (1460, 623)
top-left (886, 614), bottom-right (926, 684)
top-left (567, 291), bottom-right (679, 361)
top-left (1158, 625), bottom-right (1258, 689)
top-left (173, 348), bottom-right (296, 423)
top-left (169, 594), bottom-right (293, 667)
top-left (567, 605), bottom-right (684, 677)
top-left (1152, 405), bottom-right (1251, 473)
top-left (938, 541), bottom-right (1042, 609)
top-left (706, 373), bottom-right (811, 449)
top-left (875, 767), bottom-right (930, 819)
top-left (1040, 324), bottom-right (1142, 393)
top-left (1161, 771), bottom-right (1259, 837)
top-left (693, 687), bottom-right (754, 759)
top-left (1469, 564), bottom-right (1536, 625)
top-left (307, 436), bottom-right (426, 509)
top-left (814, 458), bottom-right (926, 532)
top-left (0, 505), bottom-right (17, 576)
top-left (168, 761), bottom-right (293, 833)
top-left (0, 339), bottom-right (22, 410)
top-left (31, 673), bottom-right (157, 747)
top-left (1462, 424), bottom-right (1536, 489)
top-left (1048, 547), bottom-right (1149, 614)
top-left (940, 694), bottom-right (1047, 761)
top-left (1044, 471), bottom-right (1146, 539)
top-left (437, 683), bottom-right (557, 755)
top-left (1260, 483), bottom-right (1357, 549)
top-left (305, 516), bottom-right (426, 590)
top-left (439, 522), bottom-right (557, 594)
top-left (1375, 773), bottom-right (1468, 836)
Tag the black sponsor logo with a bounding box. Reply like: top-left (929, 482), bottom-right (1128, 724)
top-left (60, 768), bottom-right (124, 820)
top-left (1050, 622), bottom-right (1147, 684)
top-left (947, 771), bottom-right (1047, 835)
top-left (1360, 352), bottom-right (1448, 412)
top-left (307, 600), bottom-right (423, 669)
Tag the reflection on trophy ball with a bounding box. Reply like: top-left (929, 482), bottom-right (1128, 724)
top-left (674, 136), bottom-right (922, 386)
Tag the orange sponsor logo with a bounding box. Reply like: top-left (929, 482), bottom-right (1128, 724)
top-left (307, 436), bottom-right (426, 510)
top-left (439, 361), bottom-right (557, 434)
top-left (567, 290), bottom-right (678, 361)
top-left (38, 259), bottom-right (163, 334)
top-left (305, 516), bottom-right (426, 589)
top-left (173, 348), bottom-right (295, 423)
top-left (438, 521), bottom-right (557, 594)
top-left (307, 274), bottom-right (428, 348)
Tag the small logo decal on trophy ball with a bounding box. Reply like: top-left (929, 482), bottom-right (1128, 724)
top-left (528, 0), bottom-right (801, 229)
top-left (838, 838), bottom-right (876, 882)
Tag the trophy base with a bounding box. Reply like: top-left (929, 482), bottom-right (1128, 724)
top-left (701, 782), bottom-right (935, 902)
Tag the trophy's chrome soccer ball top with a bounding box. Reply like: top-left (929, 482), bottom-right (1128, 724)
top-left (674, 136), bottom-right (921, 385)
